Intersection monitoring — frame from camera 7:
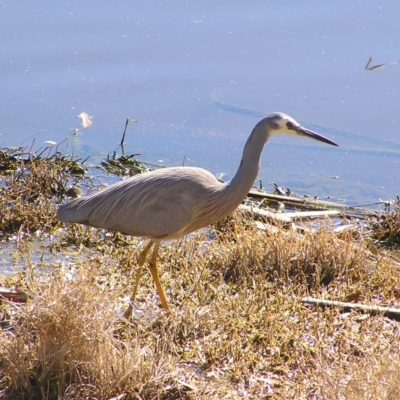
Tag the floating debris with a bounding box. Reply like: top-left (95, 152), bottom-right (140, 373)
top-left (78, 112), bottom-right (93, 128)
top-left (365, 56), bottom-right (400, 71)
top-left (100, 152), bottom-right (150, 177)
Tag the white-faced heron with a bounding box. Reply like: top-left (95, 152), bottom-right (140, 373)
top-left (57, 112), bottom-right (338, 318)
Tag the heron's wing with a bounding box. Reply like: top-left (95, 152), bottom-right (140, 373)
top-left (109, 185), bottom-right (195, 238)
top-left (57, 168), bottom-right (213, 239)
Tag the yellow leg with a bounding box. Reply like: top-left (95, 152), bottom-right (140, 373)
top-left (148, 242), bottom-right (170, 313)
top-left (123, 240), bottom-right (154, 319)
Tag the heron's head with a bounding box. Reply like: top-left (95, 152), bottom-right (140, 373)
top-left (265, 112), bottom-right (339, 147)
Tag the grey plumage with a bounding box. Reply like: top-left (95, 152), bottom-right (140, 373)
top-left (57, 112), bottom-right (338, 318)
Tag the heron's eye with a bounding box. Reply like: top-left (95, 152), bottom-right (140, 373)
top-left (286, 121), bottom-right (295, 130)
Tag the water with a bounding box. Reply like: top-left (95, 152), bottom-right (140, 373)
top-left (1, 0), bottom-right (400, 205)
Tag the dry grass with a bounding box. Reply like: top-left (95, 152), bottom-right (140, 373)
top-left (0, 144), bottom-right (86, 236)
top-left (374, 205), bottom-right (400, 248)
top-left (2, 211), bottom-right (400, 399)
top-left (0, 264), bottom-right (216, 399)
top-left (317, 348), bottom-right (400, 400)
top-left (1, 149), bottom-right (400, 399)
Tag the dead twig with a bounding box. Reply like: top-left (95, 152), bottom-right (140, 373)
top-left (302, 297), bottom-right (400, 321)
top-left (248, 189), bottom-right (378, 219)
top-left (120, 118), bottom-right (138, 147)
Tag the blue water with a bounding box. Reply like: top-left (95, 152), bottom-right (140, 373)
top-left (1, 0), bottom-right (399, 204)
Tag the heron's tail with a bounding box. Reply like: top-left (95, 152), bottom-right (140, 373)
top-left (57, 199), bottom-right (90, 224)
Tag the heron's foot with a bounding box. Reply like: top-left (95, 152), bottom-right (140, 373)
top-left (123, 303), bottom-right (133, 320)
top-left (122, 300), bottom-right (170, 320)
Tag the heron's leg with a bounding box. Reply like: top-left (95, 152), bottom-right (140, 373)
top-left (123, 240), bottom-right (154, 319)
top-left (148, 242), bottom-right (170, 312)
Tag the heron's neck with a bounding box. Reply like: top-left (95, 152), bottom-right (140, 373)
top-left (225, 123), bottom-right (270, 204)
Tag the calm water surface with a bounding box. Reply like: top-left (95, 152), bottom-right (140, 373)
top-left (1, 0), bottom-right (400, 205)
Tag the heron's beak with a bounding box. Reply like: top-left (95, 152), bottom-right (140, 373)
top-left (295, 125), bottom-right (339, 147)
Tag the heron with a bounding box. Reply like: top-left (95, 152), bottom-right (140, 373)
top-left (57, 112), bottom-right (338, 318)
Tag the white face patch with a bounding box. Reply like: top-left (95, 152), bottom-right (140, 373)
top-left (271, 114), bottom-right (302, 135)
top-left (267, 113), bottom-right (301, 133)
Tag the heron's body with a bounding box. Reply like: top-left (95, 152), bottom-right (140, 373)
top-left (58, 112), bottom-right (338, 318)
top-left (58, 166), bottom-right (249, 241)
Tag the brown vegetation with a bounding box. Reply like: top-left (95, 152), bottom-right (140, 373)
top-left (0, 144), bottom-right (86, 235)
top-left (1, 146), bottom-right (400, 399)
top-left (373, 200), bottom-right (400, 248)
